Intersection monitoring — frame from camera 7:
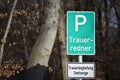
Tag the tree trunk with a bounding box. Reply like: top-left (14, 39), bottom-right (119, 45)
top-left (58, 6), bottom-right (69, 80)
top-left (26, 0), bottom-right (60, 80)
top-left (64, 0), bottom-right (74, 12)
top-left (0, 0), bottom-right (2, 5)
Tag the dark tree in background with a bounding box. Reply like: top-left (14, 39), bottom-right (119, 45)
top-left (0, 0), bottom-right (120, 80)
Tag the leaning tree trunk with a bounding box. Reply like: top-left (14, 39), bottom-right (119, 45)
top-left (26, 0), bottom-right (60, 80)
top-left (58, 6), bottom-right (69, 80)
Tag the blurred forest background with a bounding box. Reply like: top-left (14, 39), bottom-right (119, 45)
top-left (0, 0), bottom-right (120, 80)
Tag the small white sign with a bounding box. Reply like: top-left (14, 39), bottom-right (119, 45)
top-left (67, 62), bottom-right (95, 79)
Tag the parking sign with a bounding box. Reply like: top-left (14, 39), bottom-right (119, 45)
top-left (67, 11), bottom-right (95, 55)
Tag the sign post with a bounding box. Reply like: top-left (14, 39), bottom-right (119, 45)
top-left (78, 55), bottom-right (83, 80)
top-left (67, 11), bottom-right (95, 80)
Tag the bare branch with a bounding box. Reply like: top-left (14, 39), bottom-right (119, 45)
top-left (0, 0), bottom-right (17, 67)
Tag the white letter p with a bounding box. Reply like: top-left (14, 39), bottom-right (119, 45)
top-left (75, 15), bottom-right (86, 32)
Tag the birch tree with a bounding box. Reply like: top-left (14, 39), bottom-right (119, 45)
top-left (26, 0), bottom-right (60, 79)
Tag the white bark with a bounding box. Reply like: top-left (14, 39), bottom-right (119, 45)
top-left (27, 0), bottom-right (60, 68)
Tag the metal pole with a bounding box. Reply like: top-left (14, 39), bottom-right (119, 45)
top-left (78, 55), bottom-right (83, 80)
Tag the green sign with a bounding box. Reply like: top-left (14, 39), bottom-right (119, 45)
top-left (67, 11), bottom-right (95, 55)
